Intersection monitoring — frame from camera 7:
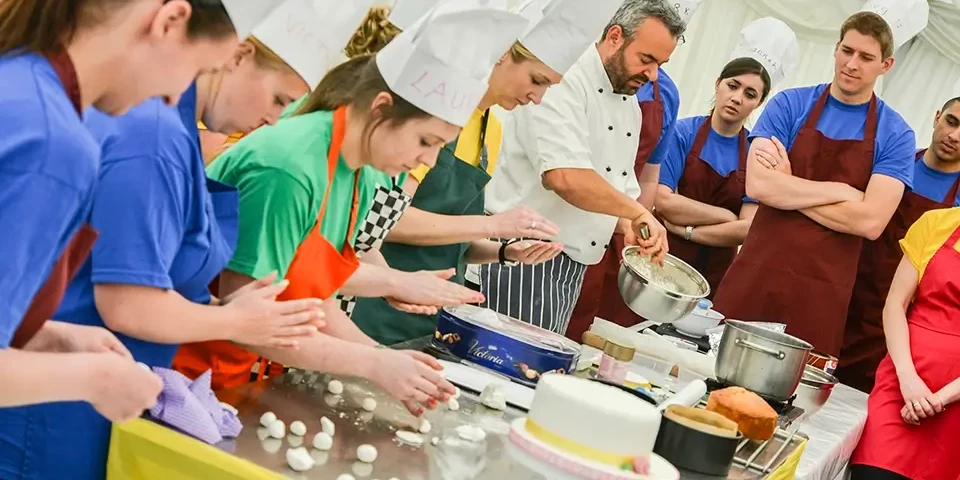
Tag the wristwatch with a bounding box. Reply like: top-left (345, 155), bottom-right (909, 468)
top-left (499, 240), bottom-right (520, 267)
top-left (684, 225), bottom-right (694, 241)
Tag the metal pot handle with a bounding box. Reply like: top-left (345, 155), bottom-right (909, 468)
top-left (735, 338), bottom-right (786, 360)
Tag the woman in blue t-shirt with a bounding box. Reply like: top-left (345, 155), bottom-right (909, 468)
top-left (654, 57), bottom-right (771, 296)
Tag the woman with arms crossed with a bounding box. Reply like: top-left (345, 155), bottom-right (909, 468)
top-left (850, 207), bottom-right (960, 480)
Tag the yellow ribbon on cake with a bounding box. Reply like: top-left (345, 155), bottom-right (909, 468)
top-left (525, 419), bottom-right (635, 467)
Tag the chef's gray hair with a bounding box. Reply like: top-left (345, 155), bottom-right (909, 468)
top-left (601, 0), bottom-right (686, 42)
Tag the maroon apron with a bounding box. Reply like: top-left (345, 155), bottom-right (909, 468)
top-left (10, 47), bottom-right (99, 348)
top-left (663, 118), bottom-right (748, 298)
top-left (837, 149), bottom-right (960, 393)
top-left (713, 86), bottom-right (877, 357)
top-left (566, 82), bottom-right (664, 342)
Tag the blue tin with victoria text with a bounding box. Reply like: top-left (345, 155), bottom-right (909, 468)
top-left (432, 305), bottom-right (580, 387)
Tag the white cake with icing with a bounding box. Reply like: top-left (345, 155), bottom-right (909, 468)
top-left (526, 374), bottom-right (661, 463)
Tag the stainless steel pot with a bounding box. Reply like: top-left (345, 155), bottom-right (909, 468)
top-left (793, 365), bottom-right (838, 418)
top-left (715, 320), bottom-right (813, 401)
top-left (618, 246), bottom-right (709, 323)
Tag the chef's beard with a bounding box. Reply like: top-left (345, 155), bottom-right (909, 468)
top-left (603, 43), bottom-right (649, 95)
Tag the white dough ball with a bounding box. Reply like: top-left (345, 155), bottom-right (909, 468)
top-left (268, 420), bottom-right (286, 439)
top-left (418, 419), bottom-right (431, 434)
top-left (327, 379), bottom-right (344, 395)
top-left (260, 411), bottom-right (278, 427)
top-left (455, 425), bottom-right (487, 442)
top-left (336, 474), bottom-right (356, 480)
top-left (356, 444), bottom-right (378, 463)
top-left (290, 420), bottom-right (307, 436)
top-left (352, 461), bottom-right (374, 477)
top-left (395, 430), bottom-right (424, 446)
top-left (312, 432), bottom-right (333, 451)
top-left (447, 398), bottom-right (460, 411)
top-left (321, 416), bottom-right (336, 436)
top-left (286, 447), bottom-right (315, 472)
top-left (430, 437), bottom-right (440, 446)
top-left (361, 397), bottom-right (377, 412)
top-left (452, 387), bottom-right (461, 399)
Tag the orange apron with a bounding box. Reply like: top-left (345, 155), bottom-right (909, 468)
top-left (173, 107), bottom-right (362, 390)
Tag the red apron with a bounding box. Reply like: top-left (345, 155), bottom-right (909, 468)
top-left (173, 107), bottom-right (362, 390)
top-left (661, 118), bottom-right (747, 298)
top-left (10, 48), bottom-right (99, 348)
top-left (837, 149), bottom-right (960, 393)
top-left (712, 86), bottom-right (877, 357)
top-left (567, 82), bottom-right (664, 342)
top-left (851, 221), bottom-right (960, 480)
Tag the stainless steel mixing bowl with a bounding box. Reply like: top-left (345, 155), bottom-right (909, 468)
top-left (617, 246), bottom-right (710, 323)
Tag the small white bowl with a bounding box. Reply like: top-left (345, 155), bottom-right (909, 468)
top-left (672, 308), bottom-right (724, 338)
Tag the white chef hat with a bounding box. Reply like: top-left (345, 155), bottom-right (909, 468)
top-left (252, 0), bottom-right (373, 90)
top-left (858, 0), bottom-right (929, 53)
top-left (519, 0), bottom-right (622, 75)
top-left (728, 17), bottom-right (799, 89)
top-left (388, 0), bottom-right (444, 31)
top-left (670, 0), bottom-right (703, 26)
top-left (222, 0), bottom-right (289, 40)
top-left (375, 0), bottom-right (530, 127)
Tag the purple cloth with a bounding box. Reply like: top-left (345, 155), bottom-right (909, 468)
top-left (148, 368), bottom-right (243, 444)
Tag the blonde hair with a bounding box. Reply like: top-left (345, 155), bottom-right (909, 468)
top-left (247, 36), bottom-right (294, 72)
top-left (345, 6), bottom-right (401, 58)
top-left (509, 41), bottom-right (539, 63)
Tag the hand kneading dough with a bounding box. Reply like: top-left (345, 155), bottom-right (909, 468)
top-left (705, 387), bottom-right (778, 441)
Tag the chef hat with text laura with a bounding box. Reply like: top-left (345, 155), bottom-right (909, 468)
top-left (375, 0), bottom-right (530, 127)
top-left (859, 0), bottom-right (929, 54)
top-left (388, 0), bottom-right (445, 31)
top-left (252, 0), bottom-right (375, 90)
top-left (728, 17), bottom-right (799, 89)
top-left (221, 0), bottom-right (290, 40)
top-left (518, 0), bottom-right (623, 75)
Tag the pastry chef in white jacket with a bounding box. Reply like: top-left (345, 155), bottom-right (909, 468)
top-left (480, 0), bottom-right (685, 334)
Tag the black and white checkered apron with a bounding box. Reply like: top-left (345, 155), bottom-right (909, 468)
top-left (335, 181), bottom-right (412, 316)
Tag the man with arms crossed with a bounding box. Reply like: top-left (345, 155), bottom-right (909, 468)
top-left (713, 2), bottom-right (925, 358)
top-left (480, 0), bottom-right (684, 334)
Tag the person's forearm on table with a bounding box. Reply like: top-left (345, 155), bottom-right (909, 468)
top-left (92, 283), bottom-right (250, 344)
top-left (656, 186), bottom-right (738, 226)
top-left (0, 349), bottom-right (107, 407)
top-left (247, 333), bottom-right (380, 378)
top-left (386, 206), bottom-right (497, 246)
top-left (637, 164), bottom-right (660, 211)
top-left (542, 168), bottom-right (647, 220)
top-left (318, 301), bottom-right (378, 346)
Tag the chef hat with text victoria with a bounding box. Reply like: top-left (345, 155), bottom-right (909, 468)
top-left (728, 18), bottom-right (799, 88)
top-left (221, 0), bottom-right (288, 40)
top-left (389, 0), bottom-right (445, 31)
top-left (859, 0), bottom-right (929, 53)
top-left (518, 0), bottom-right (623, 75)
top-left (375, 0), bottom-right (530, 127)
top-left (252, 0), bottom-right (375, 90)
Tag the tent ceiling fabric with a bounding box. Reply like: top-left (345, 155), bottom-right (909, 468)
top-left (665, 0), bottom-right (960, 146)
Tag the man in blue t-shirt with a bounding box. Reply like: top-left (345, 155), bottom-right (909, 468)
top-left (712, 11), bottom-right (917, 358)
top-left (838, 96), bottom-right (960, 393)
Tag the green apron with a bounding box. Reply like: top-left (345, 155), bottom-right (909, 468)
top-left (353, 113), bottom-right (492, 345)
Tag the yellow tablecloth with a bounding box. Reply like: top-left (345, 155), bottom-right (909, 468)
top-left (106, 419), bottom-right (282, 480)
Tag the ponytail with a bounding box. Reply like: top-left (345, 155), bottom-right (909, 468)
top-left (344, 6), bottom-right (401, 58)
top-left (0, 0), bottom-right (234, 56)
top-left (0, 0), bottom-right (82, 54)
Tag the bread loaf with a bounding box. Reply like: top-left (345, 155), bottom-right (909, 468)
top-left (705, 387), bottom-right (778, 441)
